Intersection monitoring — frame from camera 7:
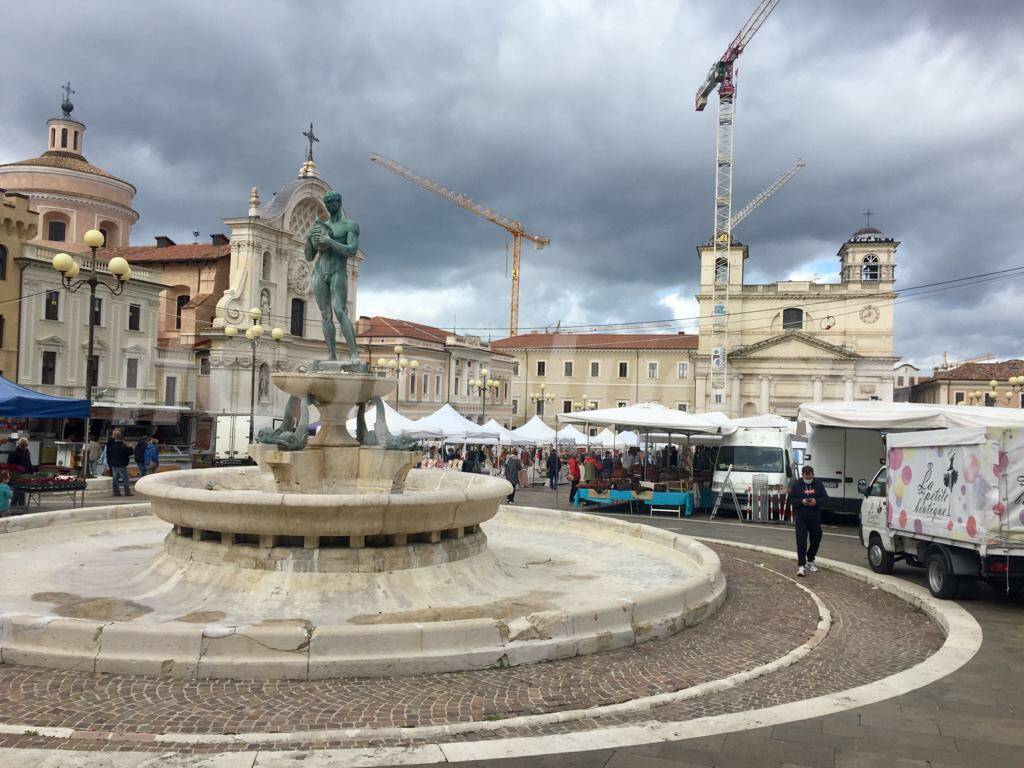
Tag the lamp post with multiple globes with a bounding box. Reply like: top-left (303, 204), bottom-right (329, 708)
top-left (964, 377), bottom-right (1024, 407)
top-left (471, 367), bottom-right (500, 421)
top-left (374, 345), bottom-right (418, 404)
top-left (51, 229), bottom-right (132, 477)
top-left (529, 383), bottom-right (555, 421)
top-left (223, 308), bottom-right (284, 444)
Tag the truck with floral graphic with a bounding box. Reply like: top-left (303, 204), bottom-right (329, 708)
top-left (859, 426), bottom-right (1024, 599)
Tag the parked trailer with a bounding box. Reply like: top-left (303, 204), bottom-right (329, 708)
top-left (860, 426), bottom-right (1024, 599)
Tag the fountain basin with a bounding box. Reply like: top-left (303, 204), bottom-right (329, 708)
top-left (272, 370), bottom-right (395, 447)
top-left (138, 466), bottom-right (510, 572)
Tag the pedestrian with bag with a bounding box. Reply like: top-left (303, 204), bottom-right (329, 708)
top-left (144, 437), bottom-right (159, 476)
top-left (789, 465), bottom-right (828, 577)
top-left (134, 436), bottom-right (150, 478)
top-left (106, 430), bottom-right (133, 497)
top-left (9, 437), bottom-right (33, 508)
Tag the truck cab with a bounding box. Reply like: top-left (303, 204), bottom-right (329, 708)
top-left (711, 428), bottom-right (794, 510)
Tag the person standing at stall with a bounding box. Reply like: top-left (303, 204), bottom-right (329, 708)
top-left (106, 430), bottom-right (133, 497)
top-left (546, 450), bottom-right (561, 490)
top-left (9, 437), bottom-right (33, 508)
top-left (567, 453), bottom-right (581, 505)
top-left (504, 451), bottom-right (523, 503)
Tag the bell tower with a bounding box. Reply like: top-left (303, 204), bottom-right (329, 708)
top-left (46, 83), bottom-right (87, 157)
top-left (838, 224), bottom-right (898, 287)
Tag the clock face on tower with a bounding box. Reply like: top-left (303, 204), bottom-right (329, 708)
top-left (860, 304), bottom-right (880, 324)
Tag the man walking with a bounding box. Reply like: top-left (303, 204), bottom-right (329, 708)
top-left (504, 451), bottom-right (523, 503)
top-left (546, 450), bottom-right (561, 490)
top-left (789, 465), bottom-right (828, 577)
top-left (567, 453), bottom-right (581, 505)
top-left (106, 430), bottom-right (133, 497)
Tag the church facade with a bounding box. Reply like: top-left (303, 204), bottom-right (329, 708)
top-left (201, 158), bottom-right (363, 436)
top-left (693, 227), bottom-right (899, 417)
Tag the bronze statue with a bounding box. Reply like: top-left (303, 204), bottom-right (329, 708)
top-left (304, 190), bottom-right (359, 363)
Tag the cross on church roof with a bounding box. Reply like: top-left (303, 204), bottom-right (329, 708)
top-left (60, 81), bottom-right (75, 117)
top-left (862, 208), bottom-right (874, 228)
top-left (302, 122), bottom-right (319, 163)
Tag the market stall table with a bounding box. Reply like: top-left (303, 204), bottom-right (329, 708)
top-left (12, 476), bottom-right (87, 510)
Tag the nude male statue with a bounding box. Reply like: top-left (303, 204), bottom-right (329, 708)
top-left (303, 190), bottom-right (360, 363)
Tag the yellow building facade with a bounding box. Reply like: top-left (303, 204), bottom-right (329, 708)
top-left (694, 227), bottom-right (899, 416)
top-left (0, 189), bottom-right (38, 378)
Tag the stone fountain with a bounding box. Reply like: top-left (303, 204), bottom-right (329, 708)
top-left (0, 189), bottom-right (725, 680)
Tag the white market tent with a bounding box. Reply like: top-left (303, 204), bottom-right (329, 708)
top-left (797, 401), bottom-right (1024, 432)
top-left (508, 415), bottom-right (559, 444)
top-left (556, 423), bottom-right (590, 446)
top-left (476, 418), bottom-right (533, 446)
top-left (593, 427), bottom-right (639, 449)
top-left (341, 400), bottom-right (444, 441)
top-left (558, 402), bottom-right (724, 435)
top-left (410, 403), bottom-right (493, 441)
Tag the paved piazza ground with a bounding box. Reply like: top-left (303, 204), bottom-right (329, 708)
top-left (1, 487), bottom-right (1020, 766)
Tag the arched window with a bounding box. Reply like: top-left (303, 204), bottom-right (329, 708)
top-left (44, 213), bottom-right (68, 242)
top-left (862, 254), bottom-right (880, 281)
top-left (73, 131), bottom-right (79, 151)
top-left (175, 294), bottom-right (190, 330)
top-left (257, 364), bottom-right (270, 402)
top-left (262, 251), bottom-right (272, 281)
top-left (714, 257), bottom-right (728, 284)
top-left (60, 127), bottom-right (68, 148)
top-left (98, 221), bottom-right (118, 248)
top-left (50, 127), bottom-right (56, 147)
top-left (0, 245), bottom-right (7, 281)
top-left (290, 298), bottom-right (305, 337)
top-left (782, 308), bottom-right (803, 330)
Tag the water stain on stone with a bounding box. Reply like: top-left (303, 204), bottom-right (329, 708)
top-left (114, 544), bottom-right (155, 552)
top-left (349, 591), bottom-right (559, 624)
top-left (173, 610), bottom-right (227, 623)
top-left (255, 618), bottom-right (313, 628)
top-left (557, 574), bottom-right (597, 581)
top-left (31, 591), bottom-right (152, 621)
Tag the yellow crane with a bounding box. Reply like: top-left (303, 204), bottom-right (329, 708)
top-left (370, 153), bottom-right (550, 336)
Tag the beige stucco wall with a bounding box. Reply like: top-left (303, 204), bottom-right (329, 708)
top-left (0, 191), bottom-right (37, 379)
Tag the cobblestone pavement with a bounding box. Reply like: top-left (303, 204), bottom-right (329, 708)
top-left (0, 531), bottom-right (942, 758)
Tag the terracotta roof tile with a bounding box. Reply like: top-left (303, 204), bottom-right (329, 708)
top-left (491, 332), bottom-right (698, 351)
top-left (931, 359), bottom-right (1024, 381)
top-left (356, 316), bottom-right (450, 344)
top-left (0, 151), bottom-right (133, 189)
top-left (101, 243), bottom-right (231, 263)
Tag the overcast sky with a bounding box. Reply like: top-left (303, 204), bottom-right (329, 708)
top-left (3, 0), bottom-right (1023, 369)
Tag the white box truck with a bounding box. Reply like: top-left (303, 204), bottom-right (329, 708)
top-left (860, 426), bottom-right (1024, 599)
top-left (803, 425), bottom-right (885, 517)
top-left (711, 428), bottom-right (795, 515)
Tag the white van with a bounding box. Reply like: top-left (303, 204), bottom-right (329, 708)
top-left (711, 428), bottom-right (794, 512)
top-left (803, 425), bottom-right (884, 517)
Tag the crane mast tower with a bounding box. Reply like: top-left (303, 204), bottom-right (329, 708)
top-left (695, 0), bottom-right (781, 412)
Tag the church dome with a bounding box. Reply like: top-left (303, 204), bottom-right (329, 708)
top-left (849, 226), bottom-right (891, 243)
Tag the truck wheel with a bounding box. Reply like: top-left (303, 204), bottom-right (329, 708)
top-left (926, 551), bottom-right (961, 599)
top-left (867, 535), bottom-right (894, 574)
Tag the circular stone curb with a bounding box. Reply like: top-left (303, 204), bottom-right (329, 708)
top-left (0, 525), bottom-right (980, 767)
top-left (0, 505), bottom-right (726, 680)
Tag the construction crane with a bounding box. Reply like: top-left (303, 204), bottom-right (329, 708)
top-left (695, 0), bottom-right (782, 413)
top-left (369, 153), bottom-right (550, 336)
top-left (731, 159), bottom-right (804, 230)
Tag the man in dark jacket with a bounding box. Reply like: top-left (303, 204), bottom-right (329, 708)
top-left (789, 465), bottom-right (828, 577)
top-left (9, 437), bottom-right (33, 507)
top-left (545, 450), bottom-right (560, 490)
top-left (504, 453), bottom-right (522, 503)
top-left (106, 430), bottom-right (134, 497)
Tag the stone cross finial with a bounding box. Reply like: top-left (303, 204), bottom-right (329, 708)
top-left (302, 122), bottom-right (319, 163)
top-left (862, 208), bottom-right (874, 228)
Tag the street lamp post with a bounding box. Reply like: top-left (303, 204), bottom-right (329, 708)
top-left (471, 367), bottom-right (499, 421)
top-left (529, 383), bottom-right (555, 420)
top-left (51, 229), bottom-right (132, 478)
top-left (224, 308), bottom-right (283, 444)
top-left (374, 345), bottom-right (418, 405)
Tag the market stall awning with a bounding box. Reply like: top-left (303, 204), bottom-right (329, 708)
top-left (797, 401), bottom-right (1024, 432)
top-left (555, 423), bottom-right (590, 446)
top-left (729, 414), bottom-right (796, 432)
top-left (410, 404), bottom-right (493, 441)
top-left (0, 377), bottom-right (89, 419)
top-left (559, 402), bottom-right (723, 434)
top-left (344, 400), bottom-right (443, 441)
top-left (507, 415), bottom-right (557, 444)
top-left (592, 427), bottom-right (639, 449)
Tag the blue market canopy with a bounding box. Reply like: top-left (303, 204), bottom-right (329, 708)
top-left (0, 376), bottom-right (90, 419)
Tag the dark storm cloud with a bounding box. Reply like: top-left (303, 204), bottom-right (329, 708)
top-left (2, 0), bottom-right (1023, 367)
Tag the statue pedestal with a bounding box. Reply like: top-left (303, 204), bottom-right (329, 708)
top-left (271, 370), bottom-right (396, 447)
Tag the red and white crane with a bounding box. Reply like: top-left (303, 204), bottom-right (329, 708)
top-left (695, 0), bottom-right (782, 412)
